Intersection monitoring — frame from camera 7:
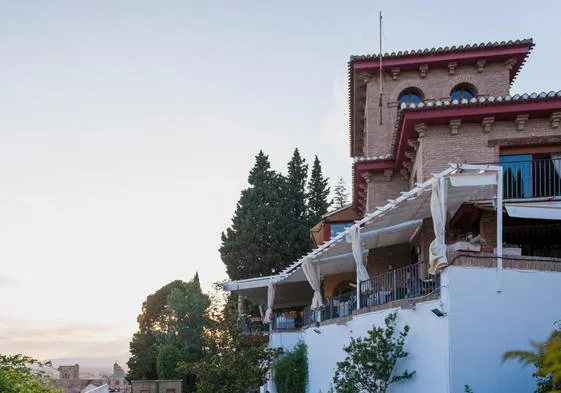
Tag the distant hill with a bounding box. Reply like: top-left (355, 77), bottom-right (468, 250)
top-left (48, 353), bottom-right (129, 377)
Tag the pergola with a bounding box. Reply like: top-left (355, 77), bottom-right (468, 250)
top-left (224, 163), bottom-right (505, 320)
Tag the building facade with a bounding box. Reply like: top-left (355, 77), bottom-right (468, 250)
top-left (226, 38), bottom-right (561, 393)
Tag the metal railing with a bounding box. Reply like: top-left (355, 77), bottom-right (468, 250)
top-left (320, 292), bottom-right (357, 321)
top-left (502, 157), bottom-right (561, 199)
top-left (301, 293), bottom-right (357, 325)
top-left (239, 316), bottom-right (267, 334)
top-left (359, 261), bottom-right (439, 308)
top-left (303, 305), bottom-right (316, 326)
top-left (272, 311), bottom-right (303, 330)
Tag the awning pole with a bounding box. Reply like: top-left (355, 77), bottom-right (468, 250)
top-left (440, 175), bottom-right (447, 249)
top-left (496, 167), bottom-right (504, 292)
top-left (356, 251), bottom-right (361, 310)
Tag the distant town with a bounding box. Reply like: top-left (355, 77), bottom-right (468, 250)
top-left (56, 362), bottom-right (128, 393)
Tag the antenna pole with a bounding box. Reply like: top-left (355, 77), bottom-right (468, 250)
top-left (378, 11), bottom-right (383, 125)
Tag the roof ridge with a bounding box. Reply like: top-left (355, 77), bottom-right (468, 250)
top-left (350, 38), bottom-right (534, 61)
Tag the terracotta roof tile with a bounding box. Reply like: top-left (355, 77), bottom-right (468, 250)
top-left (350, 39), bottom-right (534, 62)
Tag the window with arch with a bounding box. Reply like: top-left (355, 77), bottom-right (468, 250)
top-left (398, 88), bottom-right (424, 105)
top-left (451, 84), bottom-right (476, 101)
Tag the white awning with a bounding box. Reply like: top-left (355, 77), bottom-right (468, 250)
top-left (281, 165), bottom-right (501, 283)
top-left (505, 201), bottom-right (561, 220)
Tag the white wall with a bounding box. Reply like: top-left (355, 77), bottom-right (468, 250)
top-left (303, 300), bottom-right (448, 393)
top-left (269, 330), bottom-right (303, 351)
top-left (445, 265), bottom-right (561, 393)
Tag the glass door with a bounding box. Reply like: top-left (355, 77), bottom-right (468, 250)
top-left (500, 154), bottom-right (532, 198)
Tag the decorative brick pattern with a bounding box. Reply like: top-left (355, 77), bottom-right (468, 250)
top-left (482, 116), bottom-right (495, 133)
top-left (514, 114), bottom-right (530, 131)
top-left (420, 118), bottom-right (560, 182)
top-left (448, 62), bottom-right (457, 75)
top-left (363, 62), bottom-right (510, 158)
top-left (551, 112), bottom-right (561, 129)
top-left (449, 119), bottom-right (462, 135)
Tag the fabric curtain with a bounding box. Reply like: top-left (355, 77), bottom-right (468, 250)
top-left (348, 225), bottom-right (370, 282)
top-left (302, 256), bottom-right (323, 310)
top-left (258, 305), bottom-right (265, 320)
top-left (429, 180), bottom-right (448, 274)
top-left (263, 280), bottom-right (276, 324)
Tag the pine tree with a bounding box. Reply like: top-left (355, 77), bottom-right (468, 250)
top-left (307, 155), bottom-right (331, 226)
top-left (220, 151), bottom-right (287, 280)
top-left (333, 177), bottom-right (349, 208)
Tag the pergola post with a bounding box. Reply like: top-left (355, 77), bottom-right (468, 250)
top-left (496, 167), bottom-right (504, 292)
top-left (356, 254), bottom-right (362, 310)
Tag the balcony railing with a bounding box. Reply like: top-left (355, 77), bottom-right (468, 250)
top-left (359, 261), bottom-right (439, 308)
top-left (272, 311), bottom-right (303, 330)
top-left (239, 316), bottom-right (267, 334)
top-left (501, 157), bottom-right (561, 199)
top-left (301, 293), bottom-right (356, 325)
top-left (320, 292), bottom-right (356, 321)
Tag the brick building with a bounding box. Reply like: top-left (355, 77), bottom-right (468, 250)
top-left (57, 364), bottom-right (104, 393)
top-left (225, 39), bottom-right (561, 393)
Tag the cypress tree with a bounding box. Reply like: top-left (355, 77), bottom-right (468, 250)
top-left (280, 148), bottom-right (311, 263)
top-left (307, 155), bottom-right (331, 226)
top-left (220, 151), bottom-right (286, 280)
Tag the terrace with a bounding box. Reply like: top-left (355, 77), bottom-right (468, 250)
top-left (229, 163), bottom-right (561, 334)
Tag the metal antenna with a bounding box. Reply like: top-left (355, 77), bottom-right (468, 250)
top-left (378, 11), bottom-right (383, 125)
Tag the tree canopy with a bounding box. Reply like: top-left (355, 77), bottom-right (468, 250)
top-left (128, 276), bottom-right (210, 392)
top-left (220, 149), bottom-right (331, 280)
top-left (180, 295), bottom-right (275, 393)
top-left (307, 155), bottom-right (331, 226)
top-left (0, 354), bottom-right (61, 393)
top-left (503, 322), bottom-right (561, 393)
top-left (333, 176), bottom-right (349, 209)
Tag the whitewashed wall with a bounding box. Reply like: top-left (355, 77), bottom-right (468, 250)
top-left (303, 300), bottom-right (448, 393)
top-left (266, 265), bottom-right (561, 393)
top-left (269, 330), bottom-right (303, 351)
top-left (444, 265), bottom-right (561, 393)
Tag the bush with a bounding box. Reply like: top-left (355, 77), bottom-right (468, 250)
top-left (332, 312), bottom-right (414, 393)
top-left (273, 342), bottom-right (308, 393)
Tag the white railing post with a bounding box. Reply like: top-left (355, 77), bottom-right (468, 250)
top-left (496, 167), bottom-right (504, 293)
top-left (357, 258), bottom-right (361, 310)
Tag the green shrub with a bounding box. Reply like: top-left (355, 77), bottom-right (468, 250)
top-left (273, 341), bottom-right (308, 393)
top-left (332, 312), bottom-right (414, 393)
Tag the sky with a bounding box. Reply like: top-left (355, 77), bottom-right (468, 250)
top-left (1, 0), bottom-right (560, 361)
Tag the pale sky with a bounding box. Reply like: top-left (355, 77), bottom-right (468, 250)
top-left (1, 0), bottom-right (560, 361)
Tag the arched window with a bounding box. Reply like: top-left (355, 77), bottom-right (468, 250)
top-left (398, 88), bottom-right (424, 105)
top-left (451, 84), bottom-right (476, 101)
